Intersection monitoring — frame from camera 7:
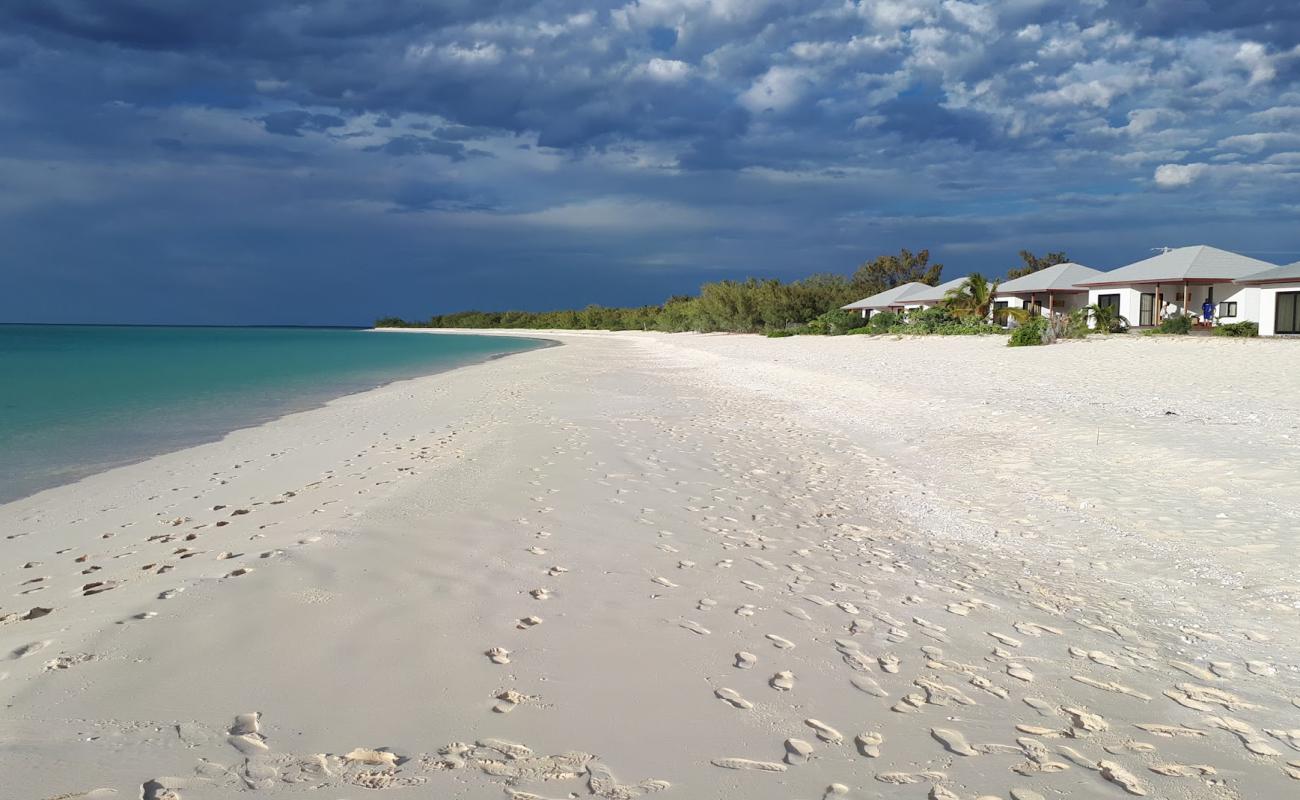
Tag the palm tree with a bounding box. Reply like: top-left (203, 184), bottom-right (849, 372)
top-left (1085, 303), bottom-right (1129, 333)
top-left (942, 273), bottom-right (1000, 321)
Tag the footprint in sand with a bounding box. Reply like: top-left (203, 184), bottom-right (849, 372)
top-left (855, 732), bottom-right (883, 757)
top-left (517, 616), bottom-right (543, 630)
top-left (486, 648), bottom-right (511, 665)
top-left (710, 758), bottom-right (786, 773)
top-left (770, 671), bottom-right (795, 691)
top-left (10, 640), bottom-right (51, 659)
top-left (715, 688), bottom-right (753, 709)
top-left (679, 620), bottom-right (710, 636)
top-left (784, 739), bottom-right (815, 765)
top-left (735, 652), bottom-right (757, 669)
top-left (804, 719), bottom-right (843, 744)
top-left (931, 728), bottom-right (977, 756)
top-left (765, 634), bottom-right (795, 649)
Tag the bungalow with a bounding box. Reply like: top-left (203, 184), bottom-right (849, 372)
top-left (993, 262), bottom-right (1104, 322)
top-left (841, 281), bottom-right (930, 319)
top-left (1076, 246), bottom-right (1275, 328)
top-left (1236, 261), bottom-right (1300, 336)
top-left (898, 277), bottom-right (975, 312)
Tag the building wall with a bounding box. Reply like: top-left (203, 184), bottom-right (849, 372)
top-left (1087, 284), bottom-right (1260, 327)
top-left (995, 292), bottom-right (1089, 316)
top-left (1257, 283), bottom-right (1300, 335)
top-left (1087, 287), bottom-right (1142, 327)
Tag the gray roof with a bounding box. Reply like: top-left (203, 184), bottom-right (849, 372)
top-left (996, 262), bottom-right (1104, 294)
top-left (1237, 260), bottom-right (1300, 284)
top-left (903, 276), bottom-right (974, 304)
top-left (841, 281), bottom-right (930, 310)
top-left (1078, 246), bottom-right (1277, 285)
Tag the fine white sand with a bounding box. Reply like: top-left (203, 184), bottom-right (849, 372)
top-left (2, 331), bottom-right (1298, 799)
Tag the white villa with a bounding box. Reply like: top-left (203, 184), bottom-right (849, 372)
top-left (897, 277), bottom-right (974, 311)
top-left (1236, 261), bottom-right (1300, 336)
top-left (841, 281), bottom-right (930, 319)
top-left (838, 244), bottom-right (1298, 336)
top-left (1075, 246), bottom-right (1272, 329)
top-left (993, 262), bottom-right (1104, 320)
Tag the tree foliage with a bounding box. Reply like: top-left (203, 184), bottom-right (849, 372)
top-left (1006, 250), bottom-right (1069, 280)
top-left (377, 247), bottom-right (946, 334)
top-left (941, 272), bottom-right (999, 320)
top-left (850, 248), bottom-right (943, 297)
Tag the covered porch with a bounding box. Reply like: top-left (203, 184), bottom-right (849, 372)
top-left (994, 289), bottom-right (1089, 326)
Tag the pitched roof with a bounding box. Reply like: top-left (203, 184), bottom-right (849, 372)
top-left (902, 276), bottom-right (973, 304)
top-left (1077, 246), bottom-right (1277, 285)
top-left (997, 262), bottom-right (1104, 293)
top-left (1237, 261), bottom-right (1300, 284)
top-left (841, 281), bottom-right (930, 310)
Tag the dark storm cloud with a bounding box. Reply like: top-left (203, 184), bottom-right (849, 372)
top-left (260, 110), bottom-right (346, 137)
top-left (1, 0), bottom-right (1299, 324)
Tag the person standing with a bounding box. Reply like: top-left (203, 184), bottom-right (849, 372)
top-left (1202, 298), bottom-right (1215, 324)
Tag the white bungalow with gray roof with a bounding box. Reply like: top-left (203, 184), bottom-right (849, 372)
top-left (840, 281), bottom-right (930, 319)
top-left (896, 277), bottom-right (974, 312)
top-left (1236, 262), bottom-right (1300, 336)
top-left (1076, 246), bottom-right (1275, 328)
top-left (993, 262), bottom-right (1105, 323)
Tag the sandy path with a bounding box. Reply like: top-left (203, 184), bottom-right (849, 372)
top-left (2, 332), bottom-right (1297, 799)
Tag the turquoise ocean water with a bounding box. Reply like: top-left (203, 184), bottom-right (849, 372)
top-left (0, 326), bottom-right (546, 504)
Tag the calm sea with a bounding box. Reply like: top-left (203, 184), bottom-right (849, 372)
top-left (0, 326), bottom-right (546, 504)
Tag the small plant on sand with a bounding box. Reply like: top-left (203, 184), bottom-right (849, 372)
top-left (765, 329), bottom-right (797, 338)
top-left (867, 310), bottom-right (900, 332)
top-left (1061, 308), bottom-right (1092, 339)
top-left (1008, 316), bottom-right (1049, 346)
top-left (1156, 314), bottom-right (1194, 334)
top-left (1085, 303), bottom-right (1129, 333)
top-left (1212, 321), bottom-right (1259, 337)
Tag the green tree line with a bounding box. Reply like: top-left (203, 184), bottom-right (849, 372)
top-left (377, 249), bottom-right (1062, 334)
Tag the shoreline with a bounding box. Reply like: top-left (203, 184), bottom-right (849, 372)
top-left (0, 330), bottom-right (552, 507)
top-left (2, 331), bottom-right (1297, 799)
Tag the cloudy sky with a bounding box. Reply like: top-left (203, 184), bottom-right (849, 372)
top-left (3, 0), bottom-right (1299, 324)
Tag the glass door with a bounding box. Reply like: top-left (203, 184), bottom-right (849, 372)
top-left (1278, 292), bottom-right (1300, 334)
top-left (1139, 293), bottom-right (1155, 327)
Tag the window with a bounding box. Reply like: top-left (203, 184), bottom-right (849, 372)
top-left (1217, 301), bottom-right (1238, 318)
top-left (1097, 293), bottom-right (1120, 310)
top-left (1139, 293), bottom-right (1155, 327)
top-left (993, 300), bottom-right (1009, 325)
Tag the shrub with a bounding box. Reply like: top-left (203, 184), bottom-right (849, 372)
top-left (1213, 321), bottom-right (1259, 337)
top-left (765, 329), bottom-right (796, 338)
top-left (1008, 316), bottom-right (1049, 347)
top-left (1156, 314), bottom-right (1194, 334)
top-left (804, 309), bottom-right (866, 335)
top-left (867, 310), bottom-right (900, 332)
top-left (905, 307), bottom-right (960, 333)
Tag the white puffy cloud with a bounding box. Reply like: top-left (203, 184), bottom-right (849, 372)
top-left (636, 58), bottom-right (693, 81)
top-left (1154, 163), bottom-right (1208, 188)
top-left (739, 66), bottom-right (813, 112)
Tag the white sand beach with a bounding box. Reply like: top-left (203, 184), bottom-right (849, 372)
top-left (3, 331), bottom-right (1299, 800)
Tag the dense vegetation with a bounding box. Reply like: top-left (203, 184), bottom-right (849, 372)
top-left (379, 248), bottom-right (1014, 335)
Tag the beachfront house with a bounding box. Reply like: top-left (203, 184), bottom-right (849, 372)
top-left (841, 282), bottom-right (930, 319)
top-left (1075, 246), bottom-right (1274, 329)
top-left (898, 277), bottom-right (975, 312)
top-left (1236, 262), bottom-right (1300, 336)
top-left (993, 263), bottom-right (1104, 324)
